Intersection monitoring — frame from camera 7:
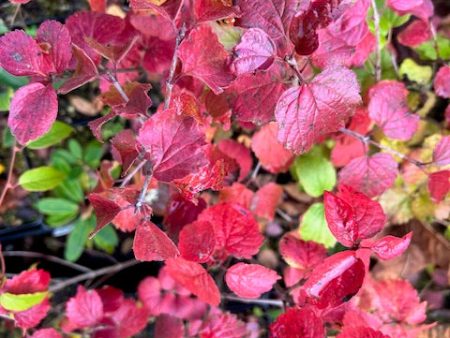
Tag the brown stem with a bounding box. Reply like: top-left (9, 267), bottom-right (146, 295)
top-left (0, 140), bottom-right (19, 209)
top-left (2, 251), bottom-right (92, 273)
top-left (222, 294), bottom-right (284, 308)
top-left (49, 260), bottom-right (140, 293)
top-left (164, 24), bottom-right (187, 110)
top-left (370, 0), bottom-right (382, 81)
top-left (339, 128), bottom-right (427, 169)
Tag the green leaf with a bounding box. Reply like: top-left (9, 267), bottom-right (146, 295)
top-left (416, 35), bottom-right (450, 61)
top-left (0, 292), bottom-right (47, 312)
top-left (65, 217), bottom-right (95, 262)
top-left (94, 225), bottom-right (118, 254)
top-left (291, 146), bottom-right (336, 197)
top-left (46, 212), bottom-right (78, 227)
top-left (54, 179), bottom-right (84, 203)
top-left (19, 167), bottom-right (66, 192)
top-left (27, 121), bottom-right (73, 149)
top-left (84, 141), bottom-right (103, 169)
top-left (68, 139), bottom-right (83, 160)
top-left (0, 87), bottom-right (13, 111)
top-left (399, 58), bottom-right (432, 85)
top-left (35, 198), bottom-right (79, 215)
top-left (2, 127), bottom-right (14, 149)
top-left (0, 68), bottom-right (28, 89)
top-left (299, 203), bottom-right (336, 248)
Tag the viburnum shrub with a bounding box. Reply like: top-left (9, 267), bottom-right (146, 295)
top-left (0, 0), bottom-right (449, 337)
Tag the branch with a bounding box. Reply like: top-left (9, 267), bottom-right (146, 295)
top-left (222, 294), bottom-right (284, 308)
top-left (0, 140), bottom-right (19, 208)
top-left (49, 260), bottom-right (140, 293)
top-left (164, 24), bottom-right (187, 109)
top-left (339, 128), bottom-right (427, 168)
top-left (370, 0), bottom-right (382, 81)
top-left (2, 251), bottom-right (92, 273)
top-left (119, 159), bottom-right (147, 188)
top-left (105, 71), bottom-right (129, 103)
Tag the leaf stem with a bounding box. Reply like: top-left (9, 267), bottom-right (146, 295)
top-left (49, 259), bottom-right (140, 293)
top-left (105, 71), bottom-right (129, 103)
top-left (119, 159), bottom-right (147, 188)
top-left (222, 294), bottom-right (284, 308)
top-left (370, 0), bottom-right (382, 81)
top-left (0, 140), bottom-right (19, 209)
top-left (165, 24), bottom-right (187, 109)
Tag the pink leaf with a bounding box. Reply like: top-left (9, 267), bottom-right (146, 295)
top-left (165, 257), bottom-right (221, 306)
top-left (269, 307), bottom-right (325, 338)
top-left (338, 153), bottom-right (398, 197)
top-left (433, 136), bottom-right (450, 166)
top-left (155, 314), bottom-right (183, 338)
top-left (8, 83), bottom-right (58, 145)
top-left (138, 277), bottom-right (162, 315)
top-left (29, 328), bottom-right (62, 338)
top-left (324, 185), bottom-right (387, 247)
top-left (275, 67), bottom-right (361, 154)
top-left (14, 299), bottom-right (50, 329)
top-left (65, 286), bottom-right (104, 329)
top-left (137, 109), bottom-right (207, 182)
top-left (251, 182), bottom-right (283, 221)
top-left (251, 122), bottom-right (294, 173)
top-left (178, 220), bottom-right (215, 263)
top-left (178, 25), bottom-right (234, 94)
top-left (5, 268), bottom-right (50, 294)
top-left (434, 65), bottom-right (450, 98)
top-left (232, 28), bottom-right (276, 75)
top-left (36, 20), bottom-right (72, 74)
top-left (428, 170), bottom-right (450, 202)
top-left (0, 30), bottom-right (43, 77)
top-left (364, 232), bottom-right (412, 260)
top-left (387, 0), bottom-right (433, 21)
top-left (337, 326), bottom-right (390, 338)
top-left (302, 251), bottom-right (365, 309)
top-left (368, 80), bottom-right (418, 140)
top-left (197, 203), bottom-right (264, 260)
top-left (225, 263), bottom-right (280, 299)
top-left (109, 299), bottom-right (149, 338)
top-left (133, 221), bottom-right (179, 261)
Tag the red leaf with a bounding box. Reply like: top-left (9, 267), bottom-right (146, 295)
top-left (251, 182), bottom-right (283, 221)
top-left (231, 28), bottom-right (275, 75)
top-left (58, 45), bottom-right (98, 95)
top-left (269, 307), bottom-right (325, 338)
top-left (331, 107), bottom-right (371, 167)
top-left (219, 182), bottom-right (254, 209)
top-left (279, 232), bottom-right (327, 271)
top-left (178, 25), bottom-right (234, 95)
top-left (433, 136), bottom-right (450, 166)
top-left (8, 83), bottom-right (58, 145)
top-left (178, 220), bottom-right (216, 263)
top-left (252, 122), bottom-right (294, 173)
top-left (338, 153), bottom-right (398, 197)
top-left (225, 263), bottom-right (280, 299)
top-left (110, 299), bottom-right (149, 338)
top-left (65, 286), bottom-right (104, 329)
top-left (324, 185), bottom-right (386, 247)
top-left (275, 67), bottom-right (361, 154)
top-left (137, 109), bottom-right (207, 182)
top-left (434, 65), bottom-right (450, 98)
top-left (302, 251), bottom-right (365, 309)
top-left (36, 20), bottom-right (72, 74)
top-left (88, 193), bottom-right (122, 237)
top-left (368, 81), bottom-right (419, 140)
top-left (428, 170), bottom-right (450, 202)
top-left (235, 0), bottom-right (294, 56)
top-left (194, 0), bottom-right (241, 22)
top-left (96, 286), bottom-right (124, 313)
top-left (337, 326), bottom-right (390, 338)
top-left (14, 299), bottom-right (50, 329)
top-left (165, 257), bottom-right (220, 306)
top-left (110, 130), bottom-right (138, 174)
top-left (133, 221), bottom-right (179, 261)
top-left (155, 314), bottom-right (183, 338)
top-left (217, 139), bottom-right (253, 181)
top-left (199, 310), bottom-right (248, 338)
top-left (0, 30), bottom-right (44, 77)
top-left (30, 328), bottom-right (62, 338)
top-left (398, 19), bottom-right (431, 47)
top-left (89, 0), bottom-right (106, 12)
top-left (363, 232), bottom-right (412, 260)
top-left (101, 82), bottom-right (152, 117)
top-left (5, 268), bottom-right (50, 294)
top-left (229, 61), bottom-right (290, 125)
top-left (197, 203), bottom-right (264, 259)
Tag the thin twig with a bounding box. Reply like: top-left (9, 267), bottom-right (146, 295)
top-left (2, 251), bottom-right (92, 273)
top-left (223, 294), bottom-right (284, 307)
top-left (339, 128), bottom-right (427, 169)
top-left (106, 72), bottom-right (129, 103)
top-left (165, 24), bottom-right (187, 109)
top-left (119, 159), bottom-right (146, 187)
top-left (135, 173), bottom-right (151, 211)
top-left (0, 245), bottom-right (5, 281)
top-left (370, 0), bottom-right (382, 81)
top-left (49, 260), bottom-right (140, 293)
top-left (0, 140), bottom-right (19, 208)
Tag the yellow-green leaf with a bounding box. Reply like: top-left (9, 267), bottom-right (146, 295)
top-left (0, 292), bottom-right (47, 312)
top-left (18, 166), bottom-right (66, 192)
